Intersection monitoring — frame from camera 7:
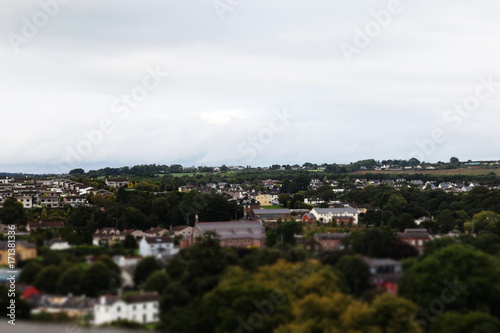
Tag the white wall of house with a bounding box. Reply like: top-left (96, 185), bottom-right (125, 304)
top-left (49, 242), bottom-right (72, 251)
top-left (94, 298), bottom-right (159, 325)
top-left (113, 256), bottom-right (141, 268)
top-left (310, 208), bottom-right (358, 224)
top-left (17, 197), bottom-right (33, 209)
top-left (139, 238), bottom-right (179, 257)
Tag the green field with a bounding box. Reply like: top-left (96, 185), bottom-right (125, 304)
top-left (261, 205), bottom-right (284, 209)
top-left (351, 167), bottom-right (500, 176)
top-left (165, 171), bottom-right (237, 178)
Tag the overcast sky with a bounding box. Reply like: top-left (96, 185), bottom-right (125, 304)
top-left (1, 0), bottom-right (499, 173)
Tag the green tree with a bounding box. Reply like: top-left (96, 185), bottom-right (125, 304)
top-left (335, 255), bottom-right (371, 297)
top-left (56, 266), bottom-right (82, 295)
top-left (161, 231), bottom-right (238, 332)
top-left (399, 245), bottom-right (500, 317)
top-left (69, 168), bottom-right (84, 175)
top-left (96, 255), bottom-right (122, 289)
top-left (430, 311), bottom-right (500, 333)
top-left (265, 220), bottom-right (302, 247)
top-left (97, 255), bottom-right (121, 275)
top-left (34, 265), bottom-right (60, 293)
top-left (239, 248), bottom-right (283, 272)
top-left (472, 233), bottom-right (500, 255)
top-left (384, 193), bottom-right (407, 215)
top-left (65, 231), bottom-right (81, 245)
top-left (19, 261), bottom-right (43, 284)
top-left (449, 157), bottom-right (460, 168)
top-left (370, 293), bottom-right (421, 333)
top-left (81, 262), bottom-right (119, 297)
top-left (273, 285), bottom-right (420, 333)
top-left (202, 260), bottom-right (345, 333)
top-left (437, 209), bottom-right (457, 233)
top-left (134, 257), bottom-right (161, 287)
top-left (143, 270), bottom-right (170, 294)
top-left (0, 197), bottom-right (25, 225)
top-left (341, 227), bottom-right (397, 258)
top-left (123, 234), bottom-right (138, 249)
top-left (423, 237), bottom-right (456, 256)
top-left (471, 211), bottom-right (500, 234)
top-left (82, 230), bottom-right (93, 245)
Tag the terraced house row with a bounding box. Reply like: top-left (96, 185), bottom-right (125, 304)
top-left (0, 177), bottom-right (112, 209)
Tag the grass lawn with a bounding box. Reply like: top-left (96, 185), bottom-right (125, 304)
top-left (261, 205), bottom-right (284, 209)
top-left (76, 262), bottom-right (90, 270)
top-left (350, 167), bottom-right (500, 176)
top-left (169, 172), bottom-right (215, 177)
top-left (166, 171), bottom-right (238, 178)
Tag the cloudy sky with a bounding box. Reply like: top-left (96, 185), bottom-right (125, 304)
top-left (1, 0), bottom-right (499, 173)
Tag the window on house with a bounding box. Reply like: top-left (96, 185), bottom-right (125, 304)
top-left (117, 306), bottom-right (121, 312)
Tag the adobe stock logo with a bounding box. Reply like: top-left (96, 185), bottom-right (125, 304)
top-left (213, 0), bottom-right (243, 21)
top-left (51, 65), bottom-right (169, 174)
top-left (237, 108), bottom-right (295, 161)
top-left (406, 278), bottom-right (467, 333)
top-left (339, 0), bottom-right (406, 63)
top-left (7, 0), bottom-right (71, 54)
top-left (410, 74), bottom-right (499, 162)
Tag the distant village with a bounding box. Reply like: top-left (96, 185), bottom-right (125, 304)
top-left (0, 159), bottom-right (499, 328)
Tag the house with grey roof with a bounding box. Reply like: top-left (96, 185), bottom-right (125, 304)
top-left (192, 220), bottom-right (266, 248)
top-left (310, 207), bottom-right (359, 225)
top-left (105, 178), bottom-right (129, 188)
top-left (139, 237), bottom-right (178, 257)
top-left (250, 208), bottom-right (291, 222)
top-left (29, 293), bottom-right (96, 318)
top-left (45, 238), bottom-right (72, 251)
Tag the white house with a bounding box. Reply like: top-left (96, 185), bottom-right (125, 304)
top-left (139, 237), bottom-right (179, 257)
top-left (46, 239), bottom-right (72, 251)
top-left (310, 207), bottom-right (359, 225)
top-left (63, 196), bottom-right (87, 207)
top-left (112, 255), bottom-right (142, 268)
top-left (79, 187), bottom-right (95, 195)
top-left (415, 216), bottom-right (432, 226)
top-left (17, 196), bottom-right (33, 209)
top-left (0, 177), bottom-right (10, 184)
top-left (93, 293), bottom-right (160, 325)
top-left (105, 178), bottom-right (129, 188)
